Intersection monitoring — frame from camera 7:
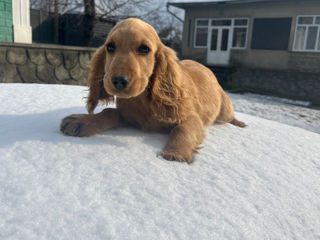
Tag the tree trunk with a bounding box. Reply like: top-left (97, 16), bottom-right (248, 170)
top-left (83, 0), bottom-right (95, 46)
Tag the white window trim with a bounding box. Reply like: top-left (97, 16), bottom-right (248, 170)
top-left (293, 15), bottom-right (320, 52)
top-left (207, 18), bottom-right (233, 52)
top-left (194, 18), bottom-right (209, 48)
top-left (193, 17), bottom-right (249, 50)
top-left (231, 18), bottom-right (249, 50)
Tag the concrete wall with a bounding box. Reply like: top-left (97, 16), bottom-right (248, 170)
top-left (227, 49), bottom-right (320, 105)
top-left (0, 42), bottom-right (96, 85)
top-left (0, 0), bottom-right (13, 42)
top-left (228, 67), bottom-right (320, 105)
top-left (231, 49), bottom-right (320, 73)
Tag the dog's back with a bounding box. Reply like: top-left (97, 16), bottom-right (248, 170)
top-left (178, 60), bottom-right (238, 126)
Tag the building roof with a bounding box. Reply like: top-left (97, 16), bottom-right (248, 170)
top-left (168, 0), bottom-right (299, 9)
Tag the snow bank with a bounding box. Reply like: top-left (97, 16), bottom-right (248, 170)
top-left (0, 84), bottom-right (319, 240)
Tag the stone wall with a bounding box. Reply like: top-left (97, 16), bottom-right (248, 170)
top-left (0, 42), bottom-right (96, 85)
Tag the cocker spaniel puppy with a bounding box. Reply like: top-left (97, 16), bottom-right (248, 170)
top-left (60, 18), bottom-right (245, 163)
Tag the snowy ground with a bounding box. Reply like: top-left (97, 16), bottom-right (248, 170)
top-left (229, 92), bottom-right (320, 134)
top-left (0, 83), bottom-right (319, 240)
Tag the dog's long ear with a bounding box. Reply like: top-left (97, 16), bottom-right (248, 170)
top-left (86, 46), bottom-right (114, 114)
top-left (151, 45), bottom-right (186, 123)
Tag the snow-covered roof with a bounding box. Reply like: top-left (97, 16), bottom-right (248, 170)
top-left (1, 83), bottom-right (320, 239)
top-left (168, 0), bottom-right (295, 9)
top-left (170, 0), bottom-right (233, 2)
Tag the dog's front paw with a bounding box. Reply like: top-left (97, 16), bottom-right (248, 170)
top-left (161, 150), bottom-right (193, 164)
top-left (60, 114), bottom-right (93, 137)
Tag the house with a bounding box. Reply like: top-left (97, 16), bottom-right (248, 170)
top-left (0, 0), bottom-right (31, 43)
top-left (168, 0), bottom-right (320, 106)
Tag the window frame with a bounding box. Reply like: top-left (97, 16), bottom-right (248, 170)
top-left (231, 18), bottom-right (249, 50)
top-left (293, 15), bottom-right (320, 52)
top-left (194, 18), bottom-right (209, 48)
top-left (193, 17), bottom-right (249, 50)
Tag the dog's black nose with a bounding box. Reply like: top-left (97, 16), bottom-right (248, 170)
top-left (111, 75), bottom-right (131, 91)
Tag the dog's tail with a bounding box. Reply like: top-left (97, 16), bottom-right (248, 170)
top-left (230, 118), bottom-right (247, 128)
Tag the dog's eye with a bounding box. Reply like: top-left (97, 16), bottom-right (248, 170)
top-left (106, 42), bottom-right (116, 53)
top-left (137, 45), bottom-right (150, 55)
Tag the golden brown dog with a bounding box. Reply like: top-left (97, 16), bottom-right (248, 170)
top-left (60, 18), bottom-right (245, 163)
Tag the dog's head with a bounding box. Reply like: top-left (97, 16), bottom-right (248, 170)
top-left (87, 18), bottom-right (184, 121)
top-left (103, 18), bottom-right (160, 99)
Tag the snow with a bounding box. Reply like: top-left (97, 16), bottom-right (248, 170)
top-left (229, 92), bottom-right (320, 134)
top-left (0, 83), bottom-right (320, 240)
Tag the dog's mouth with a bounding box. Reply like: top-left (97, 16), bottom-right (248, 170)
top-left (112, 91), bottom-right (134, 99)
top-left (103, 76), bottom-right (147, 99)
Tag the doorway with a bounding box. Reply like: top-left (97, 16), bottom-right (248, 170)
top-left (207, 25), bottom-right (233, 65)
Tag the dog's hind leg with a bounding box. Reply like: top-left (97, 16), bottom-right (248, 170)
top-left (216, 91), bottom-right (235, 122)
top-left (216, 91), bottom-right (246, 128)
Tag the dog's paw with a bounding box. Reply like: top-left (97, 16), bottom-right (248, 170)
top-left (60, 114), bottom-right (93, 137)
top-left (161, 150), bottom-right (193, 164)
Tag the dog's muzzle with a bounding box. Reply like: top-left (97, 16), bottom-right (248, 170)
top-left (111, 75), bottom-right (131, 91)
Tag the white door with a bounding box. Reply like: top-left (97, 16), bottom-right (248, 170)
top-left (207, 27), bottom-right (233, 66)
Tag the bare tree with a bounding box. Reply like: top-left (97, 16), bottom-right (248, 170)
top-left (83, 0), bottom-right (161, 44)
top-left (30, 0), bottom-right (176, 46)
top-left (143, 1), bottom-right (183, 52)
top-left (32, 0), bottom-right (161, 44)
top-left (83, 0), bottom-right (95, 45)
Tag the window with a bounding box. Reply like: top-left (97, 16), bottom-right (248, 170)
top-left (221, 29), bottom-right (229, 50)
top-left (293, 16), bottom-right (320, 52)
top-left (235, 19), bottom-right (248, 26)
top-left (298, 16), bottom-right (313, 24)
top-left (210, 29), bottom-right (218, 50)
top-left (194, 19), bottom-right (209, 47)
top-left (194, 18), bottom-right (249, 49)
top-left (232, 19), bottom-right (248, 48)
top-left (211, 19), bottom-right (231, 26)
top-left (251, 18), bottom-right (292, 50)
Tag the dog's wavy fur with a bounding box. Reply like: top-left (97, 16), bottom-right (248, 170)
top-left (60, 18), bottom-right (245, 163)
